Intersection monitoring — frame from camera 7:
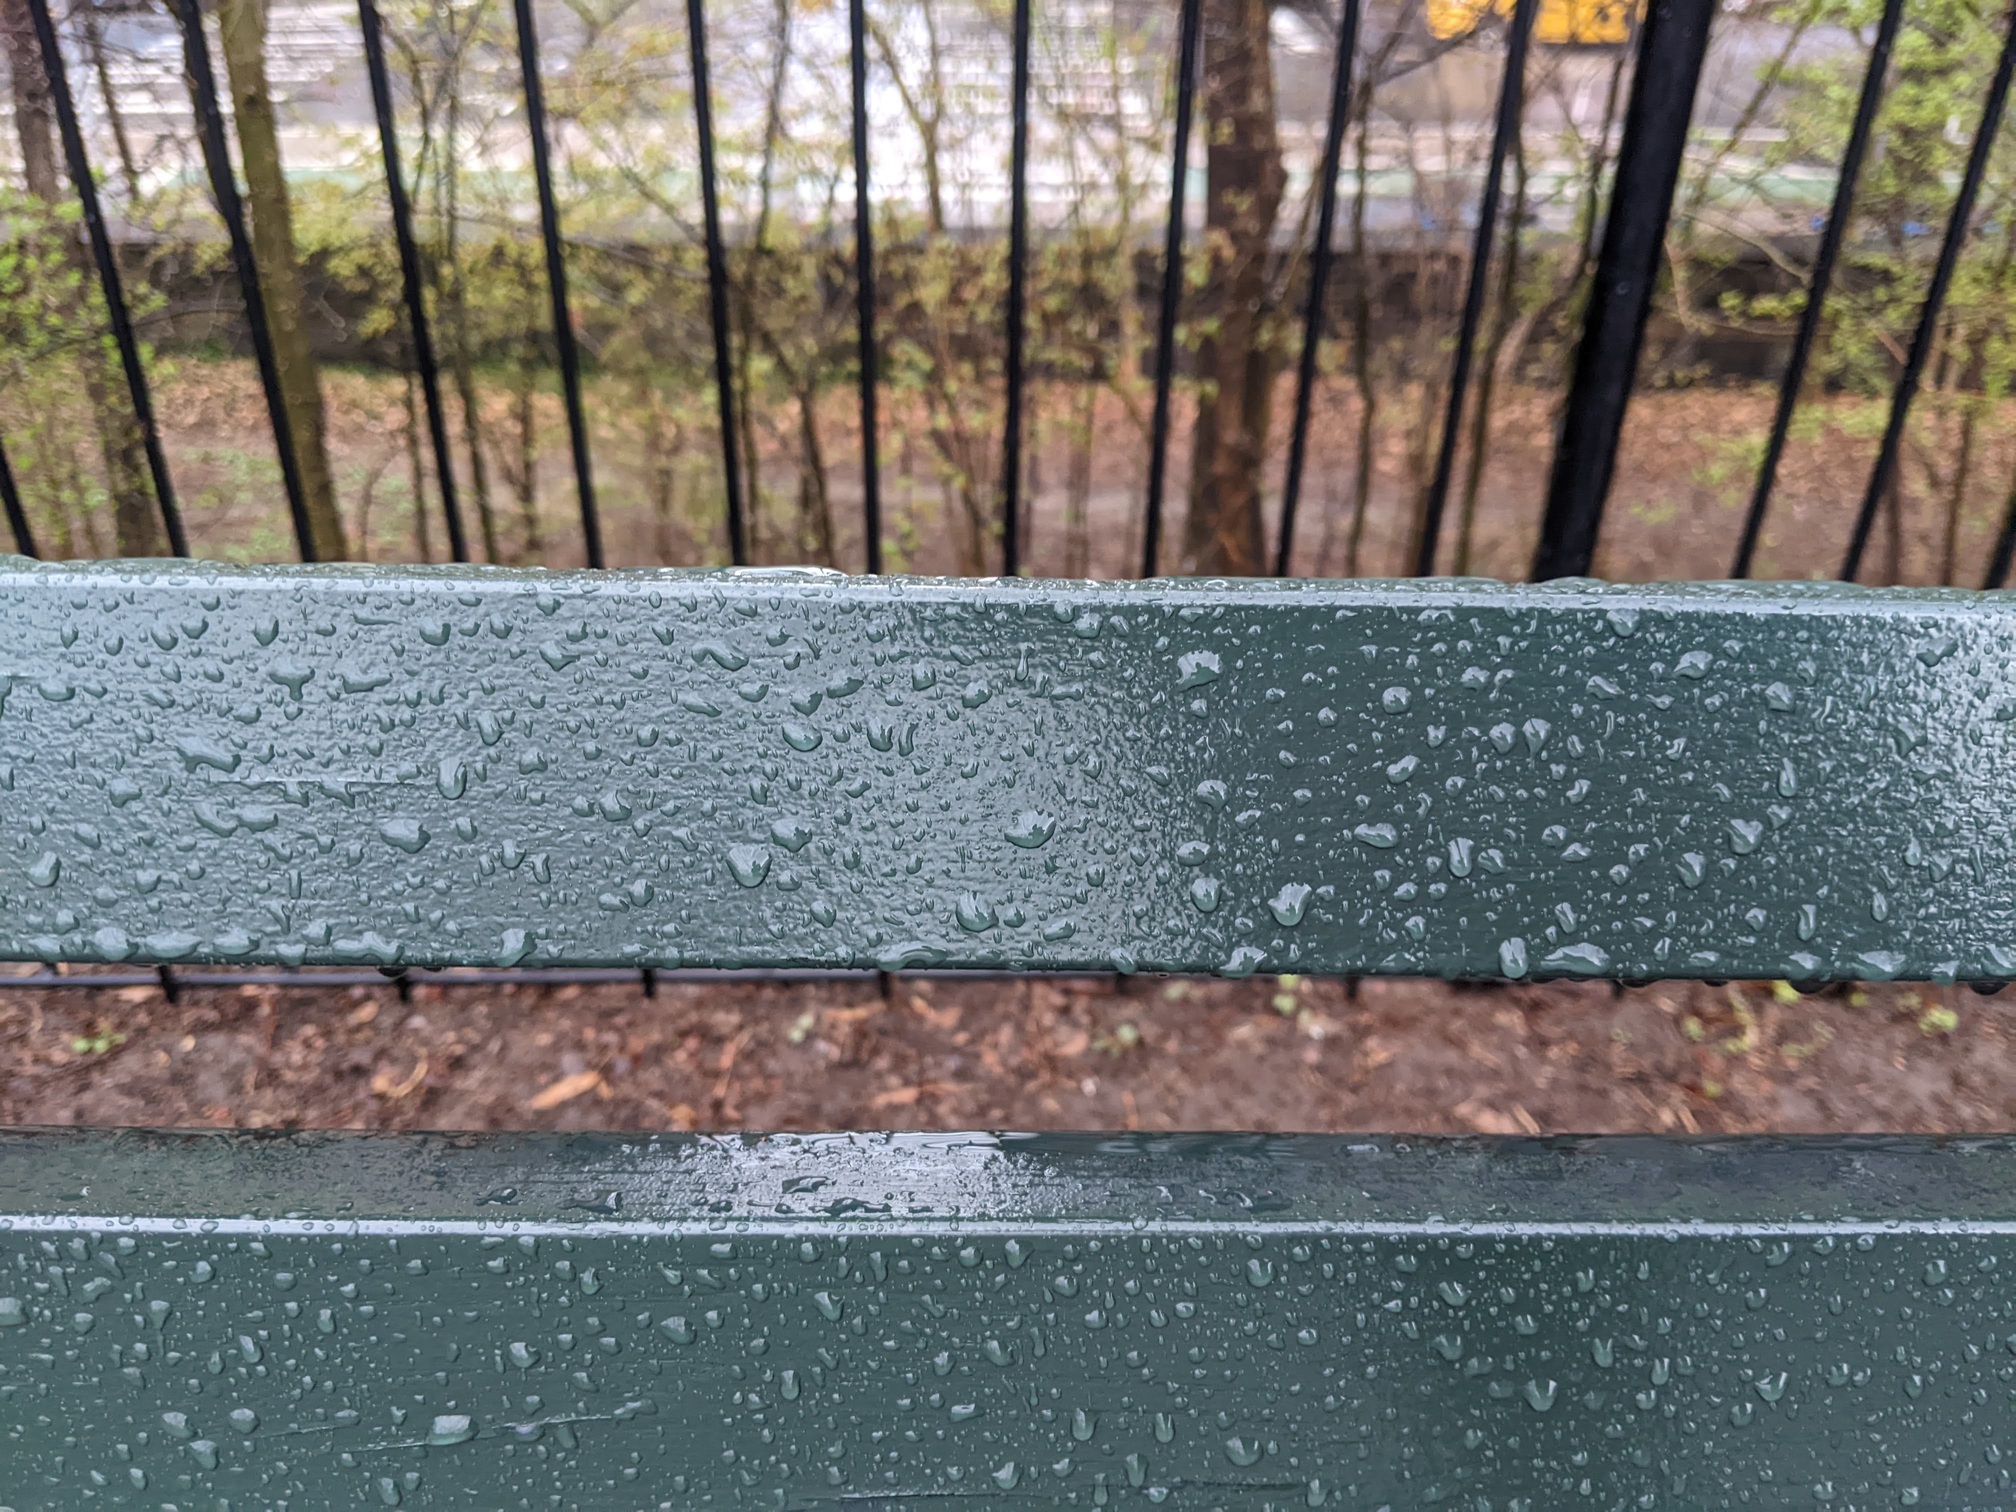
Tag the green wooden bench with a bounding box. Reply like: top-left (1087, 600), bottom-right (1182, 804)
top-left (4, 557), bottom-right (2015, 1508)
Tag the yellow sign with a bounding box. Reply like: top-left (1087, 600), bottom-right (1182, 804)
top-left (1426, 0), bottom-right (1639, 45)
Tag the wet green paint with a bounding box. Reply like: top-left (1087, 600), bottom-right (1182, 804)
top-left (2, 559), bottom-right (2009, 980)
top-left (1, 1130), bottom-right (2014, 1508)
top-left (6, 563), bottom-right (2011, 1506)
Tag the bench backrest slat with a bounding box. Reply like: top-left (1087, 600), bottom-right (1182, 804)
top-left (3, 559), bottom-right (2008, 982)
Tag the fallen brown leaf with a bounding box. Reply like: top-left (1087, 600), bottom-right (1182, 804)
top-left (370, 1055), bottom-right (429, 1100)
top-left (1358, 1036), bottom-right (1400, 1070)
top-left (909, 996), bottom-right (963, 1031)
top-left (527, 1068), bottom-right (603, 1110)
top-left (1454, 1098), bottom-right (1524, 1135)
top-left (1465, 1041), bottom-right (1506, 1070)
top-left (869, 1082), bottom-right (959, 1109)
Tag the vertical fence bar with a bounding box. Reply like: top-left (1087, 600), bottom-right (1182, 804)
top-left (512, 0), bottom-right (603, 567)
top-left (1141, 0), bottom-right (1203, 578)
top-left (72, 5), bottom-right (195, 1003)
top-left (850, 0), bottom-right (883, 573)
top-left (0, 431), bottom-right (37, 559)
top-left (1731, 0), bottom-right (1901, 578)
top-left (85, 2), bottom-right (221, 1009)
top-left (28, 0), bottom-right (186, 557)
top-left (1000, 0), bottom-right (1032, 577)
top-left (1274, 0), bottom-right (1358, 579)
top-left (1531, 0), bottom-right (1713, 581)
top-left (170, 0), bottom-right (317, 560)
top-left (686, 0), bottom-right (746, 566)
top-left (357, 0), bottom-right (468, 563)
top-left (1842, 1), bottom-right (2016, 583)
top-left (1413, 0), bottom-right (1534, 578)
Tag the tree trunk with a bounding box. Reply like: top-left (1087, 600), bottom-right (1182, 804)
top-left (4, 0), bottom-right (60, 194)
top-left (1179, 0), bottom-right (1284, 575)
top-left (733, 0), bottom-right (793, 564)
top-left (80, 0), bottom-right (142, 201)
top-left (354, 455), bottom-right (388, 559)
top-left (1938, 214), bottom-right (2016, 585)
top-left (1395, 175), bottom-right (1448, 575)
top-left (1065, 383), bottom-right (1094, 577)
top-left (1945, 398), bottom-right (1977, 587)
top-left (1341, 110), bottom-right (1377, 576)
top-left (868, 7), bottom-right (946, 235)
top-left (448, 344), bottom-right (497, 560)
top-left (402, 369), bottom-right (434, 562)
top-left (1883, 473), bottom-right (1904, 585)
top-left (512, 361), bottom-right (542, 560)
top-left (1456, 133), bottom-right (1527, 576)
top-left (4, 0), bottom-right (164, 555)
top-left (214, 0), bottom-right (347, 559)
top-left (44, 445), bottom-right (83, 558)
top-left (435, 90), bottom-right (499, 562)
top-left (1504, 42), bottom-right (1629, 386)
top-left (645, 386), bottom-right (683, 562)
top-left (795, 384), bottom-right (834, 566)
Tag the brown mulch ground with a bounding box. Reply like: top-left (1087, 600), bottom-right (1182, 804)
top-left (3, 974), bottom-right (2008, 1135)
top-left (103, 362), bottom-right (2016, 589)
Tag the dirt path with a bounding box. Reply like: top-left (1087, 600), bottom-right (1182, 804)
top-left (4, 973), bottom-right (2007, 1134)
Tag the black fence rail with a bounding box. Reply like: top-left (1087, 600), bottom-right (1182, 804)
top-left (8, 0), bottom-right (2016, 998)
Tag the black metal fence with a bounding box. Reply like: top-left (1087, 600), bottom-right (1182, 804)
top-left (7, 0), bottom-right (2016, 996)
top-left (10, 0), bottom-right (2016, 583)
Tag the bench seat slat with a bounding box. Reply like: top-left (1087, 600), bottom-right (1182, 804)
top-left (2, 1130), bottom-right (2014, 1507)
top-left (3, 560), bottom-right (2011, 981)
